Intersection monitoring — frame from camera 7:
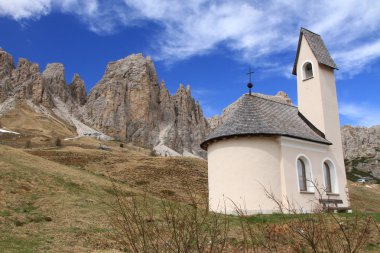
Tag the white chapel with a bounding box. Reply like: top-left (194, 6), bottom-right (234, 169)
top-left (201, 28), bottom-right (350, 214)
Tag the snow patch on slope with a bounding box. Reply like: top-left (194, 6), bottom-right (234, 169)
top-left (0, 128), bottom-right (19, 134)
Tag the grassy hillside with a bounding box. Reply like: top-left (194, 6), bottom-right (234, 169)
top-left (0, 138), bottom-right (379, 252)
top-left (0, 102), bottom-right (76, 148)
top-left (0, 139), bottom-right (208, 252)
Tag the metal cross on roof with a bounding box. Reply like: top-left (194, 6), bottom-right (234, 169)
top-left (246, 67), bottom-right (254, 83)
top-left (246, 67), bottom-right (254, 95)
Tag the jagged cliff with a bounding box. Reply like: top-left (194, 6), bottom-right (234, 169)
top-left (83, 53), bottom-right (208, 156)
top-left (0, 49), bottom-right (208, 157)
top-left (341, 125), bottom-right (380, 179)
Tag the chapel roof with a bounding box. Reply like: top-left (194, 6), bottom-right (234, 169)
top-left (200, 94), bottom-right (331, 150)
top-left (292, 28), bottom-right (338, 75)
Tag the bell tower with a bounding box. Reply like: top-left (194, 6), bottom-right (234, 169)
top-left (293, 28), bottom-right (346, 189)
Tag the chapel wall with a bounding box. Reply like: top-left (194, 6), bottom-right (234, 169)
top-left (207, 136), bottom-right (282, 214)
top-left (280, 137), bottom-right (350, 211)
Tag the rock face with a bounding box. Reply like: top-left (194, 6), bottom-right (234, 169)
top-left (42, 63), bottom-right (69, 102)
top-left (69, 74), bottom-right (86, 105)
top-left (0, 48), bottom-right (14, 103)
top-left (0, 49), bottom-right (209, 157)
top-left (85, 54), bottom-right (161, 147)
top-left (341, 125), bottom-right (380, 178)
top-left (84, 54), bottom-right (208, 157)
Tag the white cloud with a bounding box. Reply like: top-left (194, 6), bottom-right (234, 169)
top-left (0, 0), bottom-right (51, 20)
top-left (339, 102), bottom-right (380, 127)
top-left (2, 0), bottom-right (380, 77)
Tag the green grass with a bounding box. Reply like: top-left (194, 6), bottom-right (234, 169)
top-left (53, 176), bottom-right (83, 193)
top-left (366, 242), bottom-right (380, 252)
top-left (369, 212), bottom-right (380, 222)
top-left (0, 234), bottom-right (44, 253)
top-left (245, 213), bottom-right (287, 224)
top-left (0, 210), bottom-right (10, 217)
top-left (103, 186), bottom-right (136, 197)
top-left (242, 212), bottom-right (380, 224)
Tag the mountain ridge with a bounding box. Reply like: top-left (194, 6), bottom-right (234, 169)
top-left (0, 49), bottom-right (208, 157)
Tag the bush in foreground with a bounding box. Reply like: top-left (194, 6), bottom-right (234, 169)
top-left (107, 185), bottom-right (380, 252)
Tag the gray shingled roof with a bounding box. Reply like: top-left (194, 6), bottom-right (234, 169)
top-left (292, 28), bottom-right (338, 75)
top-left (201, 94), bottom-right (331, 150)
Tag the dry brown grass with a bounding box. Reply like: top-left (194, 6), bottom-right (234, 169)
top-left (0, 102), bottom-right (76, 148)
top-left (27, 140), bottom-right (208, 204)
top-left (0, 144), bottom-right (137, 252)
top-left (0, 135), bottom-right (379, 252)
top-left (0, 138), bottom-right (208, 252)
top-left (349, 182), bottom-right (380, 213)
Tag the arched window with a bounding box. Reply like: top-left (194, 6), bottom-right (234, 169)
top-left (302, 61), bottom-right (313, 80)
top-left (297, 159), bottom-right (307, 191)
top-left (323, 160), bottom-right (337, 193)
top-left (296, 156), bottom-right (313, 192)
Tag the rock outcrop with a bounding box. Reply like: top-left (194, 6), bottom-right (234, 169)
top-left (42, 63), bottom-right (69, 103)
top-left (69, 74), bottom-right (86, 105)
top-left (84, 54), bottom-right (208, 157)
top-left (85, 54), bottom-right (161, 147)
top-left (0, 49), bottom-right (209, 157)
top-left (341, 125), bottom-right (380, 178)
top-left (0, 48), bottom-right (14, 103)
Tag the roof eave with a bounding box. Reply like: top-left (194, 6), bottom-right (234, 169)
top-left (200, 133), bottom-right (331, 151)
top-left (292, 29), bottom-right (304, 75)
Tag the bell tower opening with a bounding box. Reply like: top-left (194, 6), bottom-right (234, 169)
top-left (302, 61), bottom-right (313, 80)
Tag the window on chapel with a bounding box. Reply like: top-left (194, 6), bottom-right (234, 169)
top-left (302, 62), bottom-right (313, 80)
top-left (297, 159), bottom-right (307, 191)
top-left (323, 161), bottom-right (336, 193)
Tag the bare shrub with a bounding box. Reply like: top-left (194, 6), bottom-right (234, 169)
top-left (25, 140), bottom-right (32, 149)
top-left (120, 143), bottom-right (124, 148)
top-left (107, 186), bottom-right (229, 253)
top-left (108, 181), bottom-right (379, 252)
top-left (150, 149), bottom-right (158, 157)
top-left (234, 183), bottom-right (379, 253)
top-left (54, 137), bottom-right (62, 147)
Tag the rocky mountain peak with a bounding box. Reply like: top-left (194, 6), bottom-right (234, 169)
top-left (103, 54), bottom-right (158, 87)
top-left (0, 49), bottom-right (14, 103)
top-left (10, 58), bottom-right (47, 105)
top-left (275, 91), bottom-right (292, 105)
top-left (14, 58), bottom-right (40, 83)
top-left (178, 83), bottom-right (185, 90)
top-left (0, 49), bottom-right (14, 76)
top-left (42, 63), bottom-right (68, 102)
top-left (0, 48), bottom-right (209, 158)
top-left (69, 74), bottom-right (86, 105)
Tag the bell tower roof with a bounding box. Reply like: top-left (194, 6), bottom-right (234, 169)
top-left (292, 28), bottom-right (338, 75)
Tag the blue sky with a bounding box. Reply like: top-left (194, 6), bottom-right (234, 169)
top-left (1, 0), bottom-right (380, 126)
